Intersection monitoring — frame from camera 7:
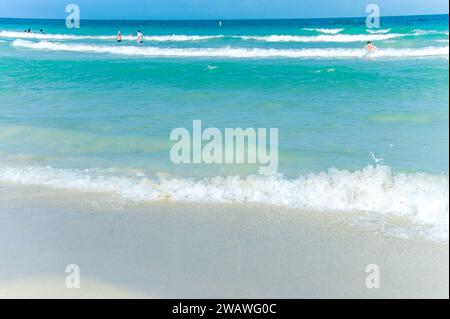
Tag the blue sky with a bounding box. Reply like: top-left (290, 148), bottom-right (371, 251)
top-left (0, 0), bottom-right (448, 20)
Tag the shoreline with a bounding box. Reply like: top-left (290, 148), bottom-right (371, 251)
top-left (0, 183), bottom-right (448, 298)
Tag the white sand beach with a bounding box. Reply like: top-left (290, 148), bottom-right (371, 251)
top-left (0, 182), bottom-right (448, 299)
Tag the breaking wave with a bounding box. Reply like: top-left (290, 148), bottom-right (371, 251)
top-left (3, 30), bottom-right (397, 43)
top-left (237, 33), bottom-right (406, 42)
top-left (303, 28), bottom-right (344, 34)
top-left (413, 29), bottom-right (449, 36)
top-left (0, 165), bottom-right (448, 241)
top-left (366, 28), bottom-right (391, 34)
top-left (0, 31), bottom-right (224, 42)
top-left (12, 39), bottom-right (449, 59)
top-left (4, 30), bottom-right (448, 44)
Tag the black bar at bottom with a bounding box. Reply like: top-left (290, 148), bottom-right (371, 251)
top-left (1, 299), bottom-right (447, 317)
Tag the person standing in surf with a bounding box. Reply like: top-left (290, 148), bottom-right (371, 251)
top-left (136, 30), bottom-right (144, 43)
top-left (364, 41), bottom-right (377, 53)
top-left (117, 31), bottom-right (122, 42)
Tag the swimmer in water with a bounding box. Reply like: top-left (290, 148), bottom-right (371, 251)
top-left (136, 30), bottom-right (143, 43)
top-left (364, 41), bottom-right (377, 53)
top-left (117, 31), bottom-right (122, 42)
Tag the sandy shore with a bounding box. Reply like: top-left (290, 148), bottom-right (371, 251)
top-left (0, 182), bottom-right (448, 299)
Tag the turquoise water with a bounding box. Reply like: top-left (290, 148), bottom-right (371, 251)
top-left (0, 15), bottom-right (449, 238)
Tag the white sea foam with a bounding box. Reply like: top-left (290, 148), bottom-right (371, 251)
top-left (12, 39), bottom-right (449, 59)
top-left (413, 29), bottom-right (449, 36)
top-left (303, 28), bottom-right (344, 34)
top-left (1, 30), bottom-right (102, 40)
top-left (145, 35), bottom-right (223, 41)
top-left (237, 33), bottom-right (406, 42)
top-left (0, 165), bottom-right (448, 241)
top-left (367, 28), bottom-right (391, 34)
top-left (4, 30), bottom-right (447, 44)
top-left (0, 31), bottom-right (223, 42)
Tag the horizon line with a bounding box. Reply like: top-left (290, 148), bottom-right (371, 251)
top-left (0, 12), bottom-right (448, 22)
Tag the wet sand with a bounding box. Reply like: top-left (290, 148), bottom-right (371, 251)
top-left (0, 183), bottom-right (448, 298)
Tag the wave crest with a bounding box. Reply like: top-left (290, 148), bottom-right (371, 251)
top-left (4, 30), bottom-right (448, 43)
top-left (366, 28), bottom-right (391, 34)
top-left (303, 28), bottom-right (344, 34)
top-left (0, 31), bottom-right (223, 42)
top-left (12, 39), bottom-right (449, 59)
top-left (238, 33), bottom-right (405, 42)
top-left (0, 165), bottom-right (448, 240)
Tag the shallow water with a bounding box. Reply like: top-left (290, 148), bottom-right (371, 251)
top-left (0, 15), bottom-right (448, 240)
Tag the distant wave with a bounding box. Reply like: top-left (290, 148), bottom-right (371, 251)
top-left (142, 35), bottom-right (223, 42)
top-left (413, 29), bottom-right (449, 36)
top-left (3, 30), bottom-right (393, 43)
top-left (0, 31), bottom-right (224, 42)
top-left (0, 165), bottom-right (448, 241)
top-left (12, 40), bottom-right (449, 59)
top-left (367, 28), bottom-right (391, 34)
top-left (303, 28), bottom-right (344, 34)
top-left (237, 33), bottom-right (406, 42)
top-left (4, 30), bottom-right (448, 44)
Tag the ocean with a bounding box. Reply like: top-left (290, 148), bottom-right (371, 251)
top-left (0, 15), bottom-right (448, 241)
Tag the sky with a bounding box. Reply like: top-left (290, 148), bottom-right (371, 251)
top-left (0, 0), bottom-right (448, 20)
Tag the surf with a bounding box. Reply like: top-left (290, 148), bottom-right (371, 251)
top-left (366, 28), bottom-right (391, 34)
top-left (1, 30), bottom-right (430, 43)
top-left (0, 31), bottom-right (224, 42)
top-left (303, 28), bottom-right (344, 34)
top-left (12, 39), bottom-right (449, 59)
top-left (4, 30), bottom-right (447, 44)
top-left (237, 33), bottom-right (407, 42)
top-left (0, 164), bottom-right (448, 241)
